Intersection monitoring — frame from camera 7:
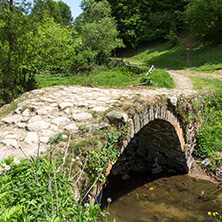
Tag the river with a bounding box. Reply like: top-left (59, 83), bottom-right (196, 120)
top-left (101, 172), bottom-right (222, 222)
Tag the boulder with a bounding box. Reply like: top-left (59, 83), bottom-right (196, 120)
top-left (106, 111), bottom-right (128, 125)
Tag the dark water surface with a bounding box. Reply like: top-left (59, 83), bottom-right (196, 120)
top-left (101, 172), bottom-right (222, 222)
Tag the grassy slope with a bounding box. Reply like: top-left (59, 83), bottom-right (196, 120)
top-left (37, 40), bottom-right (222, 90)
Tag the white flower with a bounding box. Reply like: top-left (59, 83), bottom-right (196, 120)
top-left (5, 165), bottom-right (10, 171)
top-left (14, 159), bottom-right (20, 164)
top-left (84, 203), bottom-right (89, 208)
top-left (2, 163), bottom-right (7, 167)
top-left (71, 158), bottom-right (76, 162)
top-left (76, 156), bottom-right (80, 161)
top-left (107, 197), bottom-right (112, 203)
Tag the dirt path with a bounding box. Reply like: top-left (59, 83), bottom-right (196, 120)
top-left (167, 69), bottom-right (222, 90)
top-left (167, 70), bottom-right (194, 90)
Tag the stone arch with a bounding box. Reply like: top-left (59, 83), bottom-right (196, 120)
top-left (109, 102), bottom-right (190, 178)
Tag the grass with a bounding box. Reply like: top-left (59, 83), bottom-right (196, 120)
top-left (190, 77), bottom-right (222, 90)
top-left (37, 65), bottom-right (174, 89)
top-left (123, 41), bottom-right (222, 72)
top-left (125, 41), bottom-right (188, 70)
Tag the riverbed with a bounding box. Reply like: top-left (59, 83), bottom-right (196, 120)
top-left (101, 172), bottom-right (222, 222)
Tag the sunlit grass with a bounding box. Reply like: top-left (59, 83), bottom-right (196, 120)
top-left (190, 77), bottom-right (222, 90)
top-left (124, 41), bottom-right (222, 72)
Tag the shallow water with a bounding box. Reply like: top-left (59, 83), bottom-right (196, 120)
top-left (101, 173), bottom-right (222, 222)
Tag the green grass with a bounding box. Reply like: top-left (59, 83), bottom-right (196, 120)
top-left (125, 41), bottom-right (188, 70)
top-left (124, 41), bottom-right (222, 72)
top-left (37, 66), bottom-right (174, 89)
top-left (190, 77), bottom-right (222, 90)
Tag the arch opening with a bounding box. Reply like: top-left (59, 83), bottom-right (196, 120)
top-left (111, 119), bottom-right (188, 178)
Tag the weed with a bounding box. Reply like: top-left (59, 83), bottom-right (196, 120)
top-left (78, 125), bottom-right (90, 133)
top-left (48, 133), bottom-right (63, 144)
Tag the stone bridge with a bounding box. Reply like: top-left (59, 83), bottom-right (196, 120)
top-left (106, 96), bottom-right (200, 179)
top-left (0, 85), bottom-right (201, 178)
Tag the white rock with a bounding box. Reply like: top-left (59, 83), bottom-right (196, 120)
top-left (24, 132), bottom-right (38, 145)
top-left (1, 139), bottom-right (19, 149)
top-left (22, 109), bottom-right (31, 117)
top-left (49, 124), bottom-right (59, 132)
top-left (31, 102), bottom-right (45, 106)
top-left (73, 113), bottom-right (93, 122)
top-left (36, 106), bottom-right (54, 115)
top-left (40, 130), bottom-right (54, 136)
top-left (58, 102), bottom-right (73, 110)
top-left (106, 111), bottom-right (128, 125)
top-left (40, 97), bottom-right (56, 103)
top-left (5, 134), bottom-right (17, 139)
top-left (77, 103), bottom-right (88, 108)
top-left (39, 136), bottom-right (50, 143)
top-left (27, 121), bottom-right (51, 131)
top-left (16, 123), bottom-right (26, 128)
top-left (15, 107), bottom-right (23, 114)
top-left (72, 90), bottom-right (77, 94)
top-left (28, 115), bottom-right (42, 123)
top-left (17, 101), bottom-right (30, 107)
top-left (52, 117), bottom-right (70, 126)
top-left (92, 106), bottom-right (109, 112)
top-left (2, 115), bottom-right (22, 124)
top-left (63, 123), bottom-right (79, 133)
top-left (168, 96), bottom-right (178, 106)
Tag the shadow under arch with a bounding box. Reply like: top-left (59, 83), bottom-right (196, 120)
top-left (100, 118), bottom-right (189, 205)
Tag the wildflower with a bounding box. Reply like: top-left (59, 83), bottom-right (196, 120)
top-left (2, 163), bottom-right (6, 167)
top-left (107, 197), bottom-right (112, 203)
top-left (208, 212), bottom-right (212, 216)
top-left (76, 156), bottom-right (80, 161)
top-left (213, 212), bottom-right (219, 216)
top-left (71, 158), bottom-right (76, 162)
top-left (91, 151), bottom-right (94, 155)
top-left (14, 159), bottom-right (20, 164)
top-left (84, 203), bottom-right (89, 208)
top-left (5, 165), bottom-right (10, 171)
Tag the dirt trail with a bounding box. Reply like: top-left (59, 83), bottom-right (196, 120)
top-left (167, 69), bottom-right (222, 90)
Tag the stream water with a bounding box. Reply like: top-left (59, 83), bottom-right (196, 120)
top-left (101, 172), bottom-right (222, 222)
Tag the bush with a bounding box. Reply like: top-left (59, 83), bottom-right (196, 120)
top-left (0, 155), bottom-right (107, 221)
top-left (193, 92), bottom-right (222, 171)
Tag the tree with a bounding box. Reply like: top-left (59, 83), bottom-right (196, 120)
top-left (0, 0), bottom-right (76, 105)
top-left (97, 0), bottom-right (187, 47)
top-left (0, 0), bottom-right (38, 104)
top-left (31, 0), bottom-right (73, 26)
top-left (184, 0), bottom-right (222, 43)
top-left (74, 0), bottom-right (124, 70)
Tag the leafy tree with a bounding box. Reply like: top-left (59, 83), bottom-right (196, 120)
top-left (184, 0), bottom-right (222, 43)
top-left (0, 0), bottom-right (38, 105)
top-left (30, 17), bottom-right (76, 71)
top-left (74, 0), bottom-right (124, 71)
top-left (97, 0), bottom-right (187, 47)
top-left (0, 0), bottom-right (76, 105)
top-left (31, 0), bottom-right (73, 26)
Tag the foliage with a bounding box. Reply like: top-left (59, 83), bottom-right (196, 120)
top-left (190, 77), bottom-right (222, 91)
top-left (30, 17), bottom-right (76, 71)
top-left (31, 0), bottom-right (73, 26)
top-left (0, 155), bottom-right (107, 221)
top-left (144, 69), bottom-right (175, 89)
top-left (125, 40), bottom-right (222, 71)
top-left (48, 133), bottom-right (63, 144)
top-left (193, 92), bottom-right (222, 171)
top-left (70, 129), bottom-right (119, 183)
top-left (74, 0), bottom-right (124, 71)
top-left (184, 0), bottom-right (222, 44)
top-left (0, 0), bottom-right (38, 104)
top-left (100, 0), bottom-right (187, 47)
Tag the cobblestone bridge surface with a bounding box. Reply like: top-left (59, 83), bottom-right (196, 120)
top-left (0, 85), bottom-right (197, 169)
